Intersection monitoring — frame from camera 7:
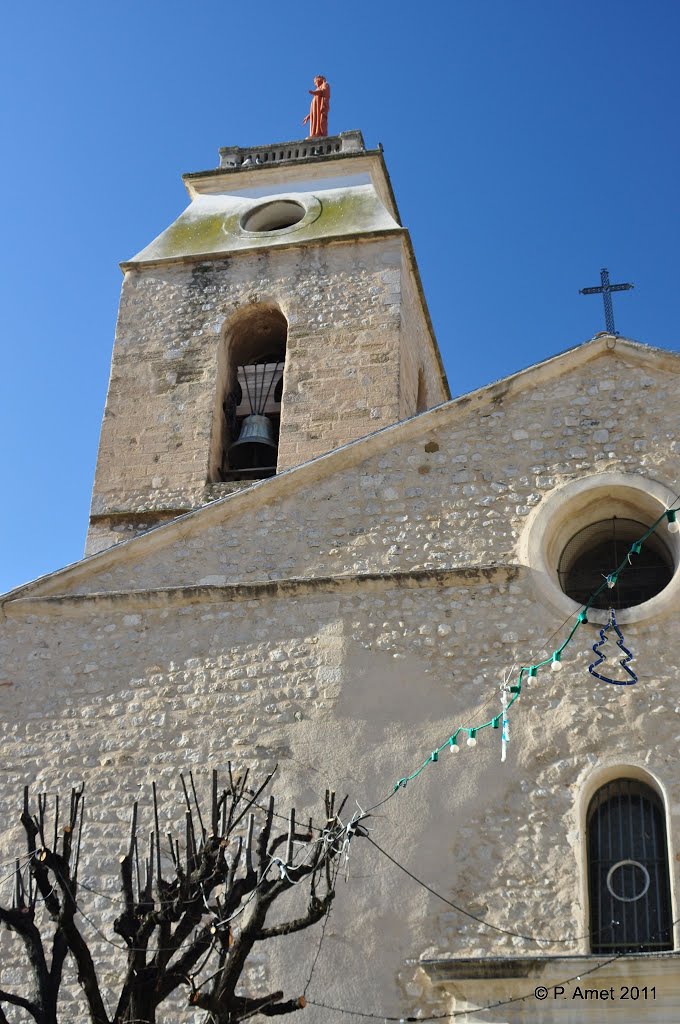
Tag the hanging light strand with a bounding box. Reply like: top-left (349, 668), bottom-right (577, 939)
top-left (391, 500), bottom-right (680, 794)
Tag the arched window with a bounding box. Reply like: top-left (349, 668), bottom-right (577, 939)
top-left (211, 305), bottom-right (287, 483)
top-left (587, 778), bottom-right (673, 953)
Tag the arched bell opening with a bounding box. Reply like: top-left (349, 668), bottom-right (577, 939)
top-left (210, 305), bottom-right (287, 483)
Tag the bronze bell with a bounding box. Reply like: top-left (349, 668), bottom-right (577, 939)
top-left (228, 414), bottom-right (278, 469)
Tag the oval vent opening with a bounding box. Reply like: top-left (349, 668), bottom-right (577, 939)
top-left (242, 200), bottom-right (305, 233)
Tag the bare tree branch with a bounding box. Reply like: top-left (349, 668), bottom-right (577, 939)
top-left (255, 892), bottom-right (334, 940)
top-left (0, 986), bottom-right (40, 1019)
top-left (1, 770), bottom-right (360, 1024)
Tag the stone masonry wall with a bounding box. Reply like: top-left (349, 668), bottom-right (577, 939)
top-left (87, 235), bottom-right (445, 555)
top-left (3, 345), bottom-right (680, 1021)
top-left (275, 239), bottom-right (402, 469)
top-left (2, 565), bottom-right (680, 1020)
top-left (77, 350), bottom-right (680, 596)
top-left (398, 247), bottom-right (445, 419)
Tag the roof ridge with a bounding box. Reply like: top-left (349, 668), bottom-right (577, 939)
top-left (3, 333), bottom-right (678, 602)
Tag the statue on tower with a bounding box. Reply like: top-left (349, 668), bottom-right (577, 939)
top-left (302, 75), bottom-right (330, 138)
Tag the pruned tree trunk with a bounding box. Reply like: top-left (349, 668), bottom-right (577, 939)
top-left (0, 768), bottom-right (364, 1024)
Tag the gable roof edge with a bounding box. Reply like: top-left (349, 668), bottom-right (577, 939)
top-left (3, 333), bottom-right (677, 602)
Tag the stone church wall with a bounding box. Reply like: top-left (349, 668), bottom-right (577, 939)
top-left (77, 350), bottom-right (679, 597)
top-left (398, 246), bottom-right (444, 418)
top-left (2, 562), bottom-right (680, 1018)
top-left (2, 345), bottom-right (680, 1020)
top-left (88, 235), bottom-right (446, 556)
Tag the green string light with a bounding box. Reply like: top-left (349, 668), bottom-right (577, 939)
top-left (388, 502), bottom-right (680, 795)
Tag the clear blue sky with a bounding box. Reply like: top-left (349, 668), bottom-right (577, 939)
top-left (1, 1), bottom-right (678, 594)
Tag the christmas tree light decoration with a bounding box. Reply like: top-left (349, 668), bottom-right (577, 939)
top-left (384, 502), bottom-right (679, 796)
top-left (588, 609), bottom-right (638, 686)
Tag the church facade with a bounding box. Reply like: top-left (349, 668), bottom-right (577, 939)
top-left (2, 132), bottom-right (680, 1021)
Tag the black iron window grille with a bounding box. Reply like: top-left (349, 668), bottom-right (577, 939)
top-left (558, 517), bottom-right (673, 609)
top-left (587, 779), bottom-right (673, 953)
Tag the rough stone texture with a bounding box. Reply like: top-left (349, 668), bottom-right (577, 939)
top-left (398, 245), bottom-right (443, 418)
top-left (78, 347), bottom-right (679, 596)
top-left (3, 339), bottom-right (680, 1021)
top-left (87, 235), bottom-right (446, 556)
top-left (86, 142), bottom-right (448, 557)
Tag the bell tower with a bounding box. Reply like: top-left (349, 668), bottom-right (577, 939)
top-left (86, 130), bottom-right (449, 555)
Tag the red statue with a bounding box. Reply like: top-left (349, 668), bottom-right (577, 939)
top-left (302, 75), bottom-right (330, 138)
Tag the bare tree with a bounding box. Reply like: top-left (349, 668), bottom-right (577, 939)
top-left (0, 766), bottom-right (360, 1024)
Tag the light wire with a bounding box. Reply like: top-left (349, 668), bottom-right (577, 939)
top-left (386, 499), bottom-right (680, 796)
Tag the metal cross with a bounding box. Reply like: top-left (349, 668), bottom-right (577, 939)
top-left (579, 268), bottom-right (634, 336)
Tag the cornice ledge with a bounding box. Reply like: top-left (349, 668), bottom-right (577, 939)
top-left (3, 564), bottom-right (524, 617)
top-left (420, 950), bottom-right (680, 983)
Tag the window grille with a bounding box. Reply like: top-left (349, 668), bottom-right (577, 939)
top-left (558, 517), bottom-right (673, 609)
top-left (587, 779), bottom-right (673, 953)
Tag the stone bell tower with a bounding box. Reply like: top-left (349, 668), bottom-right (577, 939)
top-left (86, 130), bottom-right (449, 555)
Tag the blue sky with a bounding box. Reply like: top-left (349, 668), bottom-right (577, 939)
top-left (1, 0), bottom-right (678, 593)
